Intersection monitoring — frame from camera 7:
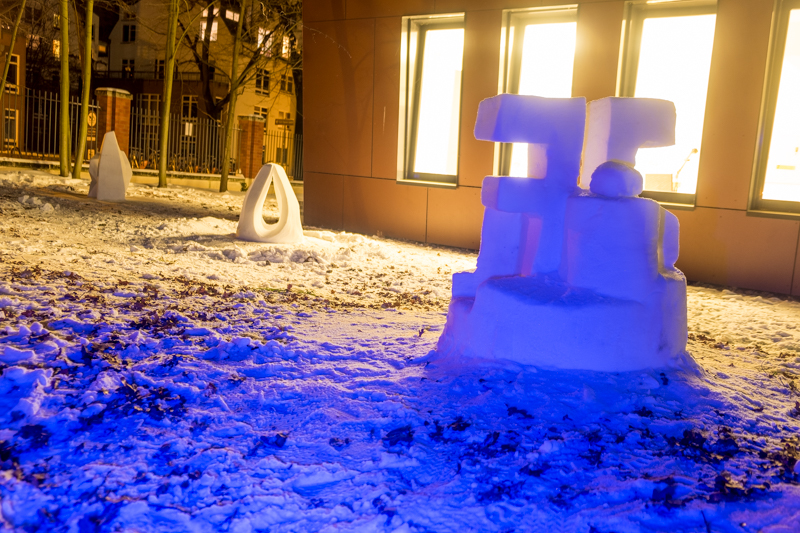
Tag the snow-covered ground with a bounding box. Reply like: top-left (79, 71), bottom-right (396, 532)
top-left (1, 169), bottom-right (799, 532)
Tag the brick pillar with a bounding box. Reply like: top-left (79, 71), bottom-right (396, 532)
top-left (238, 115), bottom-right (265, 179)
top-left (95, 88), bottom-right (132, 156)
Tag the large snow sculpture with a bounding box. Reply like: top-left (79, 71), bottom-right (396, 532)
top-left (88, 131), bottom-right (132, 202)
top-left (236, 163), bottom-right (303, 243)
top-left (437, 95), bottom-right (687, 372)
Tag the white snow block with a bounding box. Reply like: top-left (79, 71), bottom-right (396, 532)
top-left (88, 131), bottom-right (132, 202)
top-left (455, 95), bottom-right (587, 294)
top-left (560, 194), bottom-right (662, 302)
top-left (236, 163), bottom-right (303, 243)
top-left (437, 272), bottom-right (687, 372)
top-left (661, 210), bottom-right (680, 270)
top-left (475, 94), bottom-right (586, 189)
top-left (441, 94), bottom-right (689, 371)
top-left (580, 97), bottom-right (676, 189)
top-left (589, 160), bottom-right (643, 198)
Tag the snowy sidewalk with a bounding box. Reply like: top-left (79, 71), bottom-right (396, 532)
top-left (0, 172), bottom-right (799, 532)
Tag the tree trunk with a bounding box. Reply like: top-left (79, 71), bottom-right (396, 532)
top-left (59, 0), bottom-right (70, 177)
top-left (158, 0), bottom-right (179, 188)
top-left (219, 0), bottom-right (247, 193)
top-left (0, 0), bottom-right (26, 97)
top-left (72, 0), bottom-right (93, 178)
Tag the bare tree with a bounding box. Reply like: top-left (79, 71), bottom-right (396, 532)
top-left (58, 0), bottom-right (69, 176)
top-left (157, 0), bottom-right (179, 188)
top-left (71, 0), bottom-right (92, 177)
top-left (218, 0), bottom-right (246, 193)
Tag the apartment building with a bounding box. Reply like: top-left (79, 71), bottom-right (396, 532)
top-left (96, 1), bottom-right (298, 169)
top-left (303, 0), bottom-right (800, 296)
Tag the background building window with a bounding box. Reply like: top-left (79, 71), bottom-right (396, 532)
top-left (122, 59), bottom-right (135, 78)
top-left (280, 74), bottom-right (293, 93)
top-left (258, 30), bottom-right (273, 56)
top-left (155, 59), bottom-right (165, 79)
top-left (4, 109), bottom-right (18, 147)
top-left (282, 35), bottom-right (291, 58)
top-left (182, 95), bottom-right (198, 120)
top-left (620, 1), bottom-right (717, 201)
top-left (122, 24), bottom-right (136, 43)
top-left (200, 21), bottom-right (218, 41)
top-left (5, 55), bottom-right (19, 93)
top-left (754, 0), bottom-right (800, 209)
top-left (256, 69), bottom-right (270, 95)
top-left (399, 14), bottom-right (465, 184)
top-left (500, 7), bottom-right (577, 177)
top-left (254, 105), bottom-right (269, 121)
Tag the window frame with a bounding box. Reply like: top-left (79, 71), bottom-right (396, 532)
top-left (496, 5), bottom-right (578, 176)
top-left (750, 0), bottom-right (800, 216)
top-left (397, 13), bottom-right (466, 187)
top-left (4, 108), bottom-right (18, 148)
top-left (618, 0), bottom-right (717, 207)
top-left (122, 24), bottom-right (136, 43)
top-left (5, 55), bottom-right (19, 94)
top-left (255, 68), bottom-right (270, 95)
top-left (122, 58), bottom-right (135, 78)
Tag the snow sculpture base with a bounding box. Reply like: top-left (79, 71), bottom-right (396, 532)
top-left (437, 94), bottom-right (689, 372)
top-left (88, 131), bottom-right (132, 202)
top-left (438, 273), bottom-right (686, 372)
top-left (236, 163), bottom-right (303, 243)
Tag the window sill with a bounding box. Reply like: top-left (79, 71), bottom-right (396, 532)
top-left (747, 199), bottom-right (800, 219)
top-left (397, 177), bottom-right (458, 189)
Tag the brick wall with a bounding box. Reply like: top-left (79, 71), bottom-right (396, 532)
top-left (238, 115), bottom-right (266, 180)
top-left (95, 88), bottom-right (132, 156)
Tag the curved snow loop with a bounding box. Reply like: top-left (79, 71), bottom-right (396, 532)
top-left (236, 163), bottom-right (303, 244)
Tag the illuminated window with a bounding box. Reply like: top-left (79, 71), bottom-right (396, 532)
top-left (282, 36), bottom-right (291, 58)
top-left (500, 7), bottom-right (577, 177)
top-left (399, 14), bottom-right (465, 184)
top-left (258, 30), bottom-right (273, 56)
top-left (620, 1), bottom-right (717, 201)
top-left (122, 58), bottom-right (135, 78)
top-left (200, 21), bottom-right (218, 41)
top-left (753, 0), bottom-right (800, 210)
top-left (52, 39), bottom-right (60, 59)
top-left (225, 10), bottom-right (239, 22)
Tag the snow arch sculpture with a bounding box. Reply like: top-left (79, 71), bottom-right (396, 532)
top-left (438, 95), bottom-right (688, 372)
top-left (236, 163), bottom-right (303, 243)
top-left (88, 131), bottom-right (132, 202)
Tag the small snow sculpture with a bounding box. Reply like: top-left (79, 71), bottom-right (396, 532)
top-left (236, 163), bottom-right (303, 243)
top-left (88, 131), bottom-right (132, 202)
top-left (438, 95), bottom-right (687, 372)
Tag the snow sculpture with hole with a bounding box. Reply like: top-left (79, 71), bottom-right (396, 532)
top-left (88, 131), bottom-right (132, 202)
top-left (236, 163), bottom-right (303, 243)
top-left (437, 95), bottom-right (688, 372)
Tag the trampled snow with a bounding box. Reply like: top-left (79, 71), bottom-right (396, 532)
top-left (0, 170), bottom-right (799, 532)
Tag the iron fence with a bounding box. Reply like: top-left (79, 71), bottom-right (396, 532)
top-left (0, 88), bottom-right (99, 162)
top-left (129, 107), bottom-right (241, 175)
top-left (263, 129), bottom-right (303, 180)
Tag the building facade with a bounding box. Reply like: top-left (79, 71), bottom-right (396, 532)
top-left (303, 0), bottom-right (800, 296)
top-left (95, 0), bottom-right (299, 173)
